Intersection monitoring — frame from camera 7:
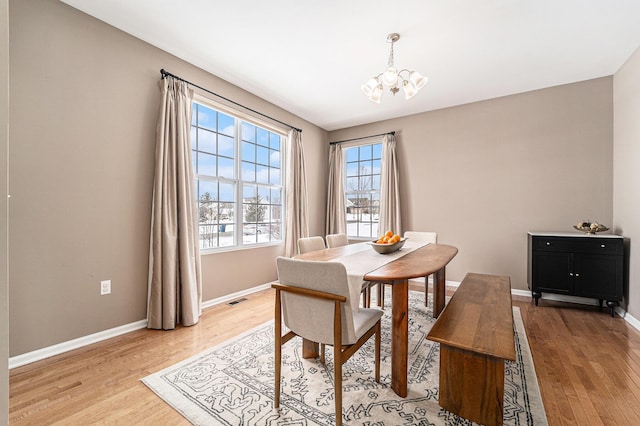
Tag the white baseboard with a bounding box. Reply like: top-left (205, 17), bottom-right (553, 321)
top-left (201, 282), bottom-right (273, 309)
top-left (9, 319), bottom-right (148, 369)
top-left (10, 280), bottom-right (640, 369)
top-left (10, 282), bottom-right (274, 369)
top-left (622, 310), bottom-right (640, 330)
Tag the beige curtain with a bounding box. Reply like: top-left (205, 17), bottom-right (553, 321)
top-left (379, 133), bottom-right (402, 233)
top-left (284, 129), bottom-right (309, 257)
top-left (325, 143), bottom-right (346, 235)
top-left (147, 77), bottom-right (202, 330)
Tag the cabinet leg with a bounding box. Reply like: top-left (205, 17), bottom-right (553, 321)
top-left (532, 292), bottom-right (541, 306)
top-left (606, 301), bottom-right (619, 318)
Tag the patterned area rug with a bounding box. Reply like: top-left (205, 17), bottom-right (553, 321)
top-left (142, 291), bottom-right (547, 425)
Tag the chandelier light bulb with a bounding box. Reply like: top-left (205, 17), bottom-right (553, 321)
top-left (382, 67), bottom-right (398, 87)
top-left (370, 84), bottom-right (383, 104)
top-left (361, 77), bottom-right (379, 97)
top-left (409, 71), bottom-right (428, 90)
top-left (403, 80), bottom-right (417, 99)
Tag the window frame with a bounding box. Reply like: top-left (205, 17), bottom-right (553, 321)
top-left (343, 140), bottom-right (383, 241)
top-left (192, 94), bottom-right (287, 254)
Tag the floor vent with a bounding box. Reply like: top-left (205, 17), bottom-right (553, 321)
top-left (227, 297), bottom-right (248, 306)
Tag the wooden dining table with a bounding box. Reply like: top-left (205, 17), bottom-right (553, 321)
top-left (295, 241), bottom-right (458, 397)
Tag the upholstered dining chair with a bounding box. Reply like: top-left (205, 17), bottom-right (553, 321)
top-left (404, 231), bottom-right (438, 306)
top-left (325, 233), bottom-right (349, 248)
top-left (325, 233), bottom-right (376, 308)
top-left (273, 257), bottom-right (382, 426)
top-left (297, 236), bottom-right (326, 254)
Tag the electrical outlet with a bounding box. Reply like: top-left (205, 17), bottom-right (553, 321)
top-left (100, 280), bottom-right (111, 295)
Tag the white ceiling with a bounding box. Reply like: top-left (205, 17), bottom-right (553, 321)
top-left (61, 0), bottom-right (640, 131)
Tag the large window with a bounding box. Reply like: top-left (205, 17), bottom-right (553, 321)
top-left (344, 143), bottom-right (382, 239)
top-left (191, 100), bottom-right (284, 251)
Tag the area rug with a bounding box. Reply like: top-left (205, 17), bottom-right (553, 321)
top-left (142, 291), bottom-right (547, 425)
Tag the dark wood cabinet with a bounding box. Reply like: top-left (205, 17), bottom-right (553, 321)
top-left (527, 232), bottom-right (623, 316)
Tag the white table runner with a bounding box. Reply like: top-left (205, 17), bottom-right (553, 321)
top-left (334, 240), bottom-right (429, 311)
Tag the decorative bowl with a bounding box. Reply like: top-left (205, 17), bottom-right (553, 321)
top-left (368, 238), bottom-right (407, 254)
top-left (573, 222), bottom-right (609, 234)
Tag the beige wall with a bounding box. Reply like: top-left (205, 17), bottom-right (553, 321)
top-left (329, 78), bottom-right (614, 292)
top-left (613, 46), bottom-right (640, 318)
top-left (8, 0), bottom-right (327, 356)
top-left (1, 0), bottom-right (9, 420)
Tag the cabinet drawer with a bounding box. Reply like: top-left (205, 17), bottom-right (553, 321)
top-left (533, 237), bottom-right (623, 255)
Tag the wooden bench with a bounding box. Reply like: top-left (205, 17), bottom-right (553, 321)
top-left (426, 272), bottom-right (516, 426)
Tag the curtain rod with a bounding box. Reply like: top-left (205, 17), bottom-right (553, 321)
top-left (160, 69), bottom-right (302, 133)
top-left (329, 131), bottom-right (395, 145)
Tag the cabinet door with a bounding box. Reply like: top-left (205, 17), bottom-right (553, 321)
top-left (574, 254), bottom-right (622, 300)
top-left (533, 252), bottom-right (572, 294)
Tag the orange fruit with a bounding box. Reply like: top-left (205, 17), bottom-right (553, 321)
top-left (385, 230), bottom-right (393, 238)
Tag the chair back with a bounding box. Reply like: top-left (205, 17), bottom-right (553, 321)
top-left (297, 236), bottom-right (326, 254)
top-left (326, 233), bottom-right (349, 248)
top-left (404, 231), bottom-right (437, 244)
top-left (276, 257), bottom-right (358, 345)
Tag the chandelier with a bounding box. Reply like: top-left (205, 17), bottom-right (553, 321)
top-left (361, 33), bottom-right (428, 103)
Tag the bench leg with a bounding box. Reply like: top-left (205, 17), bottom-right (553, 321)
top-left (438, 345), bottom-right (505, 426)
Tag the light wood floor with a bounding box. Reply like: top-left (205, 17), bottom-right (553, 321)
top-left (9, 285), bottom-right (640, 425)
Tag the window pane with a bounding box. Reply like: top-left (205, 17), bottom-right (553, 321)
top-left (346, 162), bottom-right (359, 177)
top-left (360, 145), bottom-right (373, 161)
top-left (346, 147), bottom-right (358, 162)
top-left (359, 176), bottom-right (371, 191)
top-left (256, 145), bottom-right (269, 165)
top-left (346, 176), bottom-right (358, 192)
top-left (270, 149), bottom-right (280, 168)
top-left (372, 143), bottom-right (382, 159)
top-left (242, 161), bottom-right (255, 182)
top-left (199, 180), bottom-right (217, 201)
top-left (270, 133), bottom-right (280, 150)
top-left (270, 167), bottom-right (280, 185)
top-left (219, 182), bottom-right (235, 203)
top-left (372, 175), bottom-right (380, 191)
top-left (243, 184), bottom-right (257, 200)
top-left (242, 122), bottom-right (255, 142)
top-left (256, 165), bottom-right (269, 184)
top-left (198, 128), bottom-right (216, 154)
top-left (218, 134), bottom-right (234, 157)
top-left (258, 186), bottom-right (270, 204)
top-left (242, 141), bottom-right (255, 162)
top-left (197, 105), bottom-right (216, 131)
top-left (198, 152), bottom-right (216, 176)
top-left (218, 112), bottom-right (234, 136)
top-left (257, 128), bottom-right (269, 146)
top-left (218, 156), bottom-right (234, 179)
top-left (372, 159), bottom-right (381, 174)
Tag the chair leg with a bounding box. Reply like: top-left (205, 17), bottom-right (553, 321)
top-left (377, 283), bottom-right (385, 308)
top-left (375, 321), bottom-right (381, 382)
top-left (425, 275), bottom-right (429, 307)
top-left (362, 285), bottom-right (371, 308)
top-left (274, 290), bottom-right (282, 408)
top-left (320, 343), bottom-right (325, 364)
top-left (334, 344), bottom-right (342, 426)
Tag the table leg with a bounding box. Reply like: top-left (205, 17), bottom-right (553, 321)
top-left (391, 278), bottom-right (409, 397)
top-left (433, 267), bottom-right (446, 318)
top-left (301, 338), bottom-right (319, 359)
